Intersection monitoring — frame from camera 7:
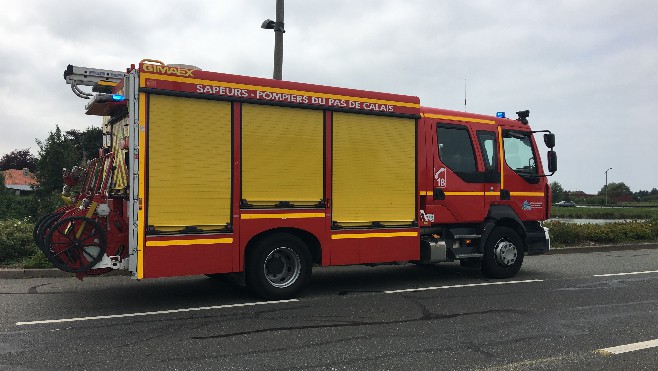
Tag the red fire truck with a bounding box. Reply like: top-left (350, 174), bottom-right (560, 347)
top-left (37, 59), bottom-right (557, 299)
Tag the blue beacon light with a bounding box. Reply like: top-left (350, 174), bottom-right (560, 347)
top-left (111, 94), bottom-right (125, 101)
top-left (496, 112), bottom-right (506, 118)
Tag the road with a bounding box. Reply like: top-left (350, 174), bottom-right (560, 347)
top-left (1, 247), bottom-right (658, 370)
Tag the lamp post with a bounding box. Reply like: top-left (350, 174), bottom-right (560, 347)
top-left (261, 0), bottom-right (285, 80)
top-left (605, 167), bottom-right (612, 205)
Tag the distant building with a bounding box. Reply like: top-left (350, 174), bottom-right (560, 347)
top-left (1, 168), bottom-right (38, 195)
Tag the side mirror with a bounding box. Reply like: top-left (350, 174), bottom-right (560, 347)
top-left (547, 150), bottom-right (557, 174)
top-left (544, 133), bottom-right (555, 148)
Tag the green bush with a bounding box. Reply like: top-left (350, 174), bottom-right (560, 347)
top-left (0, 191), bottom-right (65, 222)
top-left (0, 219), bottom-right (39, 265)
top-left (22, 251), bottom-right (53, 269)
top-left (546, 219), bottom-right (658, 248)
top-left (0, 193), bottom-right (38, 221)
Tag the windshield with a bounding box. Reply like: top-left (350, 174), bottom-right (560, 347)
top-left (503, 131), bottom-right (538, 175)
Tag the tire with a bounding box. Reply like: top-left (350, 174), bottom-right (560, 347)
top-left (33, 213), bottom-right (53, 246)
top-left (45, 216), bottom-right (107, 273)
top-left (481, 226), bottom-right (524, 279)
top-left (36, 212), bottom-right (65, 252)
top-left (246, 233), bottom-right (312, 300)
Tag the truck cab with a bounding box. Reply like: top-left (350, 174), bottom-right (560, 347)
top-left (418, 107), bottom-right (556, 277)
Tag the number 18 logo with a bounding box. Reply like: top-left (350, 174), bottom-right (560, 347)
top-left (435, 168), bottom-right (446, 188)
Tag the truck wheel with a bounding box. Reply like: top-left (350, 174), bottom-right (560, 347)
top-left (246, 233), bottom-right (312, 300)
top-left (481, 226), bottom-right (524, 279)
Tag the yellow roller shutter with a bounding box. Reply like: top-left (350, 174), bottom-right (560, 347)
top-left (332, 112), bottom-right (416, 226)
top-left (148, 95), bottom-right (232, 231)
top-left (242, 104), bottom-right (323, 206)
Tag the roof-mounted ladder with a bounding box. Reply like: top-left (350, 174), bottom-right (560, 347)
top-left (63, 64), bottom-right (125, 99)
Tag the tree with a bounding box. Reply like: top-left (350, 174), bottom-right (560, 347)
top-left (598, 182), bottom-right (632, 199)
top-left (64, 127), bottom-right (103, 162)
top-left (633, 188), bottom-right (658, 202)
top-left (0, 149), bottom-right (37, 172)
top-left (35, 126), bottom-right (80, 193)
top-left (35, 126), bottom-right (103, 194)
top-left (549, 181), bottom-right (565, 202)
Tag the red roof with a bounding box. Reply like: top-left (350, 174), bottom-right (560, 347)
top-left (2, 169), bottom-right (38, 187)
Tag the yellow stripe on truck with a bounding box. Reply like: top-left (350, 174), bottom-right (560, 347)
top-left (332, 232), bottom-right (418, 240)
top-left (137, 92), bottom-right (147, 279)
top-left (241, 213), bottom-right (325, 220)
top-left (422, 113), bottom-right (496, 125)
top-left (146, 238), bottom-right (233, 247)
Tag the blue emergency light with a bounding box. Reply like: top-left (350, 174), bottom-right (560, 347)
top-left (111, 94), bottom-right (125, 101)
top-left (496, 112), bottom-right (506, 118)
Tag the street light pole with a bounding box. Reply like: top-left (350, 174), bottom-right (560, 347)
top-left (273, 0), bottom-right (284, 80)
top-left (605, 167), bottom-right (612, 205)
top-left (261, 0), bottom-right (285, 80)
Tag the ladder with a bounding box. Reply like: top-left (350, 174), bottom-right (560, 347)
top-left (63, 64), bottom-right (125, 99)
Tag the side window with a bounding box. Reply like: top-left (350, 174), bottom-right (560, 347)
top-left (477, 131), bottom-right (497, 172)
top-left (503, 131), bottom-right (538, 175)
top-left (437, 126), bottom-right (477, 173)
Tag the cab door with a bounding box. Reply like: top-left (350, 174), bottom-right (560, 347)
top-left (476, 130), bottom-right (501, 212)
top-left (499, 127), bottom-right (546, 221)
top-left (432, 123), bottom-right (485, 223)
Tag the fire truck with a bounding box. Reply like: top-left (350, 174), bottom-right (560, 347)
top-left (36, 59), bottom-right (557, 299)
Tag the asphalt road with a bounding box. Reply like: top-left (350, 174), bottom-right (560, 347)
top-left (1, 247), bottom-right (658, 370)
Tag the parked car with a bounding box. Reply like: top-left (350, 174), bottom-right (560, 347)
top-left (555, 201), bottom-right (576, 207)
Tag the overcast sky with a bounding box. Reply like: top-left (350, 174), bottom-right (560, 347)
top-left (1, 0), bottom-right (656, 194)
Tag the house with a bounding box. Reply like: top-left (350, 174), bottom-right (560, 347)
top-left (1, 168), bottom-right (38, 195)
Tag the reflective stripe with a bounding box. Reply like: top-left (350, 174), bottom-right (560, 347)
top-left (137, 92), bottom-right (147, 280)
top-left (332, 232), bottom-right (418, 240)
top-left (444, 191), bottom-right (485, 196)
top-left (241, 213), bottom-right (325, 220)
top-left (422, 113), bottom-right (496, 125)
top-left (510, 192), bottom-right (545, 197)
top-left (421, 191), bottom-right (542, 197)
top-left (146, 238), bottom-right (233, 247)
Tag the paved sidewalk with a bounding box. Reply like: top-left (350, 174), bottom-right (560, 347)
top-left (2, 243), bottom-right (656, 279)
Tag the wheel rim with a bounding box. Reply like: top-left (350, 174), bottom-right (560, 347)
top-left (493, 237), bottom-right (518, 266)
top-left (263, 247), bottom-right (301, 288)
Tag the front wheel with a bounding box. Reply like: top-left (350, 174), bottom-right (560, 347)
top-left (246, 233), bottom-right (312, 300)
top-left (481, 226), bottom-right (524, 279)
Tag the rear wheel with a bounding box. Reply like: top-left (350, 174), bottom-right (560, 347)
top-left (481, 226), bottom-right (524, 279)
top-left (246, 233), bottom-right (312, 300)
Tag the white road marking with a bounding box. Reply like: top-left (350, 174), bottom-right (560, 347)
top-left (384, 279), bottom-right (543, 294)
top-left (16, 299), bottom-right (299, 326)
top-left (598, 338), bottom-right (658, 355)
top-left (594, 270), bottom-right (658, 277)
